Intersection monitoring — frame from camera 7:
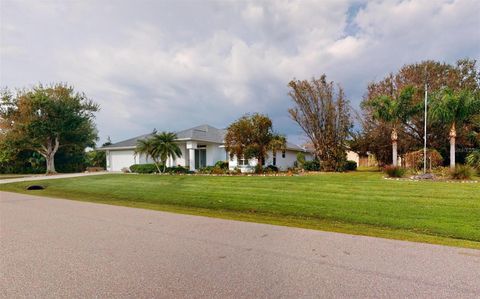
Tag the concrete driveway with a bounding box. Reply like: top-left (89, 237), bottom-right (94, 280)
top-left (1, 191), bottom-right (479, 298)
top-left (0, 172), bottom-right (109, 184)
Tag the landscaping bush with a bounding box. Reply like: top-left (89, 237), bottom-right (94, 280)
top-left (129, 164), bottom-right (158, 174)
top-left (343, 160), bottom-right (357, 171)
top-left (264, 165), bottom-right (279, 173)
top-left (165, 166), bottom-right (189, 174)
top-left (296, 152), bottom-right (306, 168)
top-left (214, 160), bottom-right (229, 170)
top-left (303, 160), bottom-right (321, 171)
top-left (432, 166), bottom-right (450, 178)
top-left (404, 149), bottom-right (443, 171)
top-left (450, 165), bottom-right (473, 180)
top-left (198, 166), bottom-right (226, 174)
top-left (466, 150), bottom-right (480, 174)
top-left (384, 166), bottom-right (406, 178)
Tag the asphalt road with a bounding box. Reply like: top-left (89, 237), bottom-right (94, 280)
top-left (1, 191), bottom-right (479, 298)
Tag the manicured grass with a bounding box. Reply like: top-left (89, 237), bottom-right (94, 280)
top-left (1, 172), bottom-right (479, 248)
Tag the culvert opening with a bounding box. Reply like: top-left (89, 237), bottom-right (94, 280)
top-left (26, 185), bottom-right (45, 190)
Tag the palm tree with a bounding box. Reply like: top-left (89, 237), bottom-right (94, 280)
top-left (367, 86), bottom-right (416, 166)
top-left (150, 132), bottom-right (182, 172)
top-left (134, 138), bottom-right (162, 173)
top-left (430, 88), bottom-right (479, 169)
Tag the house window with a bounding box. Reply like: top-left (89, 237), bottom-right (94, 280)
top-left (282, 150), bottom-right (286, 158)
top-left (238, 157), bottom-right (249, 166)
top-left (272, 152), bottom-right (276, 166)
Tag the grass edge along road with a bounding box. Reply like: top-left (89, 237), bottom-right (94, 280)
top-left (1, 172), bottom-right (479, 249)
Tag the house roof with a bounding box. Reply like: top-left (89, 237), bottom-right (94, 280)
top-left (100, 124), bottom-right (307, 152)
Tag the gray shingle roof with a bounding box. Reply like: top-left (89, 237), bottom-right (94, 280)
top-left (101, 124), bottom-right (306, 152)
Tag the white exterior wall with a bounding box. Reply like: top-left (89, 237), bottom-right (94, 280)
top-left (346, 151), bottom-right (359, 165)
top-left (207, 144), bottom-right (228, 165)
top-left (229, 150), bottom-right (313, 172)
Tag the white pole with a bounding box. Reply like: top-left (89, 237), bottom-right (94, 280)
top-left (423, 83), bottom-right (427, 174)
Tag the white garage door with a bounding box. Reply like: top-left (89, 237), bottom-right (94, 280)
top-left (109, 150), bottom-right (136, 171)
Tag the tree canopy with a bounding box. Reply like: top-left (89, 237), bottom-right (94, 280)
top-left (224, 113), bottom-right (286, 172)
top-left (0, 83), bottom-right (99, 173)
top-left (358, 59), bottom-right (480, 166)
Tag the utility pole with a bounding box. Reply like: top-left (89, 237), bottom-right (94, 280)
top-left (423, 82), bottom-right (428, 174)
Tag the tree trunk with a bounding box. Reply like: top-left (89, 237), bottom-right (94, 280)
top-left (46, 153), bottom-right (56, 174)
top-left (257, 157), bottom-right (264, 173)
top-left (449, 123), bottom-right (456, 169)
top-left (391, 127), bottom-right (398, 167)
top-left (163, 160), bottom-right (167, 173)
top-left (41, 136), bottom-right (60, 175)
top-left (152, 158), bottom-right (162, 173)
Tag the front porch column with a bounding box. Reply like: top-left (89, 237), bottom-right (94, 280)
top-left (186, 141), bottom-right (197, 171)
top-left (189, 149), bottom-right (195, 171)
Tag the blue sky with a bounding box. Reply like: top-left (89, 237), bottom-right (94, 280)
top-left (1, 0), bottom-right (479, 145)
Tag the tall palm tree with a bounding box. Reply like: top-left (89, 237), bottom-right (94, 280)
top-left (430, 88), bottom-right (479, 169)
top-left (134, 138), bottom-right (162, 173)
top-left (151, 132), bottom-right (182, 172)
top-left (367, 86), bottom-right (416, 166)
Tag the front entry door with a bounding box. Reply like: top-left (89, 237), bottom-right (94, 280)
top-left (195, 149), bottom-right (206, 169)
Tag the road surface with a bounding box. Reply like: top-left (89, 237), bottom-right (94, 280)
top-left (1, 191), bottom-right (479, 298)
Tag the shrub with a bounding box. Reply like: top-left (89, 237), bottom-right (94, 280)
top-left (129, 164), bottom-right (158, 174)
top-left (303, 160), bottom-right (321, 171)
top-left (466, 150), bottom-right (480, 170)
top-left (296, 152), bottom-right (306, 168)
top-left (432, 166), bottom-right (450, 178)
top-left (384, 166), bottom-right (406, 178)
top-left (450, 165), bottom-right (473, 180)
top-left (165, 166), bottom-right (189, 174)
top-left (214, 160), bottom-right (229, 170)
top-left (228, 167), bottom-right (242, 175)
top-left (343, 160), bottom-right (357, 171)
top-left (197, 166), bottom-right (214, 174)
top-left (264, 165), bottom-right (279, 173)
top-left (211, 167), bottom-right (225, 174)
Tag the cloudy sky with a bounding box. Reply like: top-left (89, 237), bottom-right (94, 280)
top-left (1, 0), bottom-right (479, 145)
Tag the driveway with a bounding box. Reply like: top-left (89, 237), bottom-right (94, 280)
top-left (0, 171), bottom-right (109, 184)
top-left (1, 191), bottom-right (479, 298)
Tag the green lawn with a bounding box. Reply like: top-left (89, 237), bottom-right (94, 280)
top-left (1, 171), bottom-right (479, 248)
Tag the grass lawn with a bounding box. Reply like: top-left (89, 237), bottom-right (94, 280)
top-left (1, 171), bottom-right (479, 249)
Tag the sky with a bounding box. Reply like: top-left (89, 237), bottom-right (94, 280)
top-left (1, 0), bottom-right (479, 146)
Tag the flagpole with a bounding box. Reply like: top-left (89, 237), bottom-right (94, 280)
top-left (423, 83), bottom-right (427, 174)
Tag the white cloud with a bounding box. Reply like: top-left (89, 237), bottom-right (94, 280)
top-left (1, 0), bottom-right (478, 144)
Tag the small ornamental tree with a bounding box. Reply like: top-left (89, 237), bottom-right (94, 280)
top-left (0, 84), bottom-right (99, 174)
top-left (134, 131), bottom-right (182, 173)
top-left (151, 132), bottom-right (182, 173)
top-left (224, 113), bottom-right (286, 172)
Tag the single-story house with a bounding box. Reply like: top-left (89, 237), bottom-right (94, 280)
top-left (100, 124), bottom-right (312, 172)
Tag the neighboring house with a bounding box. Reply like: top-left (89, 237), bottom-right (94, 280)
top-left (346, 151), bottom-right (378, 167)
top-left (100, 124), bottom-right (312, 172)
